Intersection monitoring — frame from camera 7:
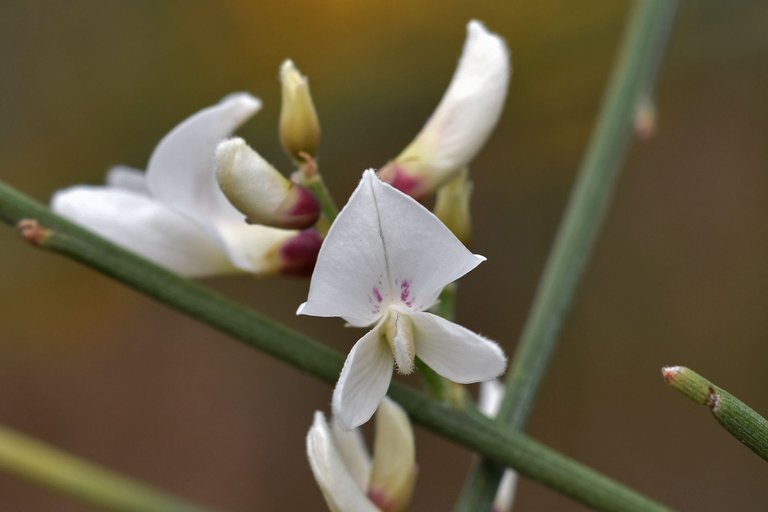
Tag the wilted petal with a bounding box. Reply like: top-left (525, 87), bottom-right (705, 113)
top-left (411, 311), bottom-right (506, 383)
top-left (381, 21), bottom-right (510, 197)
top-left (331, 421), bottom-right (372, 491)
top-left (332, 322), bottom-right (393, 430)
top-left (51, 186), bottom-right (235, 277)
top-left (105, 166), bottom-right (150, 194)
top-left (368, 398), bottom-right (416, 512)
top-left (299, 171), bottom-right (483, 324)
top-left (306, 412), bottom-right (380, 512)
top-left (146, 93), bottom-right (261, 225)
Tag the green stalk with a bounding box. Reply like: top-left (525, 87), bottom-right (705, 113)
top-left (455, 1), bottom-right (679, 510)
top-left (0, 424), bottom-right (215, 512)
top-left (0, 182), bottom-right (674, 511)
top-left (662, 366), bottom-right (768, 462)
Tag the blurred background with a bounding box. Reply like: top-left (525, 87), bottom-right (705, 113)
top-left (1, 1), bottom-right (767, 510)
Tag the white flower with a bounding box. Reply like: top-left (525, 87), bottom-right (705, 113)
top-left (307, 397), bottom-right (416, 512)
top-left (51, 94), bottom-right (322, 277)
top-left (298, 170), bottom-right (506, 429)
top-left (479, 380), bottom-right (518, 512)
top-left (379, 20), bottom-right (510, 199)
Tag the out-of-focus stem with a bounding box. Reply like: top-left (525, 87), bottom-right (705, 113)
top-left (0, 424), bottom-right (215, 512)
top-left (455, 1), bottom-right (679, 510)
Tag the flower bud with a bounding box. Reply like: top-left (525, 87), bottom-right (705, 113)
top-left (216, 138), bottom-right (320, 230)
top-left (278, 228), bottom-right (322, 277)
top-left (378, 20), bottom-right (510, 200)
top-left (279, 59), bottom-right (321, 161)
top-left (433, 168), bottom-right (473, 244)
top-left (368, 398), bottom-right (417, 512)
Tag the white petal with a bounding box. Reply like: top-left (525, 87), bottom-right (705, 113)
top-left (105, 166), bottom-right (150, 194)
top-left (332, 322), bottom-right (393, 430)
top-left (369, 397), bottom-right (416, 512)
top-left (299, 170), bottom-right (483, 325)
top-left (51, 186), bottom-right (235, 277)
top-left (494, 470), bottom-right (518, 512)
top-left (145, 93), bottom-right (261, 225)
top-left (213, 220), bottom-right (297, 274)
top-left (410, 311), bottom-right (506, 383)
top-left (306, 412), bottom-right (380, 512)
top-left (331, 420), bottom-right (372, 491)
top-left (398, 20), bottom-right (509, 179)
top-left (478, 379), bottom-right (505, 417)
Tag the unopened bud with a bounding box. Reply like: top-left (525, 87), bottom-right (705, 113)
top-left (216, 138), bottom-right (320, 230)
top-left (279, 59), bottom-right (321, 161)
top-left (434, 168), bottom-right (473, 244)
top-left (278, 228), bottom-right (322, 277)
top-left (368, 398), bottom-right (417, 512)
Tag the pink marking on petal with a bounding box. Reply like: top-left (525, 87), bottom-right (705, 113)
top-left (378, 163), bottom-right (427, 200)
top-left (368, 488), bottom-right (395, 511)
top-left (400, 279), bottom-right (414, 307)
top-left (279, 228), bottom-right (322, 276)
top-left (373, 287), bottom-right (383, 303)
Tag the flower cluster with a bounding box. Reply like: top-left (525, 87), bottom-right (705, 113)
top-left (52, 18), bottom-right (511, 512)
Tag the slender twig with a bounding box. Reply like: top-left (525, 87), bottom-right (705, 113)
top-left (455, 1), bottom-right (679, 510)
top-left (0, 424), bottom-right (216, 512)
top-left (0, 181), bottom-right (674, 511)
top-left (662, 366), bottom-right (768, 462)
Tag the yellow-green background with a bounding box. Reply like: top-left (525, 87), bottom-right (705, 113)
top-left (1, 1), bottom-right (767, 510)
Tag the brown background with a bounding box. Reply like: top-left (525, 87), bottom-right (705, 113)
top-left (1, 1), bottom-right (767, 510)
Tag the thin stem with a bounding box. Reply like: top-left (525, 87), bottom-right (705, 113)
top-left (662, 366), bottom-right (768, 462)
top-left (0, 424), bottom-right (215, 512)
top-left (455, 1), bottom-right (679, 510)
top-left (296, 152), bottom-right (338, 234)
top-left (0, 182), bottom-right (675, 511)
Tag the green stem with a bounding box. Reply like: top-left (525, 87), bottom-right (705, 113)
top-left (0, 182), bottom-right (673, 511)
top-left (303, 174), bottom-right (338, 231)
top-left (0, 424), bottom-right (215, 512)
top-left (662, 366), bottom-right (768, 462)
top-left (455, 1), bottom-right (679, 510)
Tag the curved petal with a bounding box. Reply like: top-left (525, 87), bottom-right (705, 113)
top-left (332, 323), bottom-right (393, 430)
top-left (146, 93), bottom-right (261, 225)
top-left (495, 470), bottom-right (519, 512)
top-left (369, 397), bottom-right (416, 512)
top-left (105, 166), bottom-right (150, 194)
top-left (396, 20), bottom-right (510, 185)
top-left (331, 420), bottom-right (372, 491)
top-left (410, 311), bottom-right (506, 383)
top-left (299, 171), bottom-right (483, 324)
top-left (306, 412), bottom-right (380, 512)
top-left (51, 186), bottom-right (235, 277)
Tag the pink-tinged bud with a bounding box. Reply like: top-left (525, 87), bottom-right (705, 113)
top-left (379, 20), bottom-right (510, 200)
top-left (279, 228), bottom-right (322, 277)
top-left (216, 138), bottom-right (320, 230)
top-left (280, 59), bottom-right (321, 161)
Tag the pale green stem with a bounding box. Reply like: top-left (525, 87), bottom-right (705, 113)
top-left (0, 424), bottom-right (216, 512)
top-left (295, 153), bottom-right (338, 234)
top-left (455, 1), bottom-right (679, 510)
top-left (0, 182), bottom-right (674, 511)
top-left (662, 366), bottom-right (768, 462)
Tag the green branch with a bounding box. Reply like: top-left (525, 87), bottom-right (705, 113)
top-left (0, 182), bottom-right (675, 511)
top-left (455, 1), bottom-right (679, 510)
top-left (0, 424), bottom-right (215, 512)
top-left (662, 366), bottom-right (768, 462)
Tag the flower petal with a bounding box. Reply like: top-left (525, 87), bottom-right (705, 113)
top-left (395, 20), bottom-right (510, 186)
top-left (368, 397), bottom-right (416, 512)
top-left (105, 166), bottom-right (150, 194)
top-left (410, 311), bottom-right (506, 383)
top-left (145, 93), bottom-right (261, 225)
top-left (332, 322), bottom-right (393, 430)
top-left (495, 470), bottom-right (519, 512)
top-left (213, 220), bottom-right (298, 275)
top-left (299, 170), bottom-right (483, 324)
top-left (478, 379), bottom-right (504, 417)
top-left (331, 420), bottom-right (372, 491)
top-left (51, 186), bottom-right (235, 277)
top-left (306, 412), bottom-right (380, 512)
